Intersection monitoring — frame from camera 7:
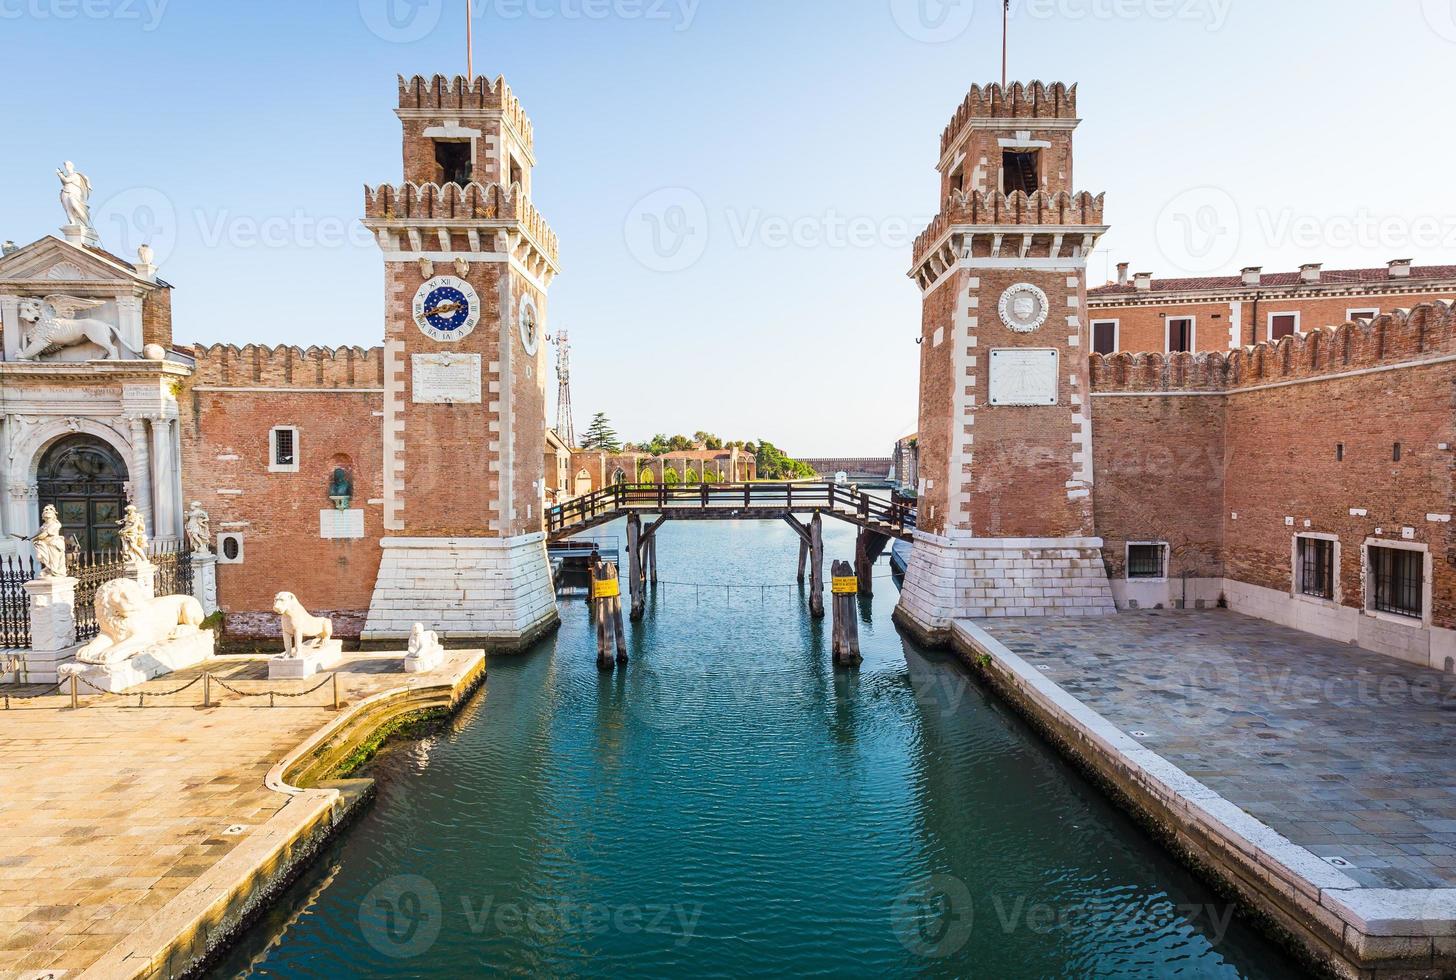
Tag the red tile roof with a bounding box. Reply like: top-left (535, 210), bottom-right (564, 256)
top-left (1089, 265), bottom-right (1456, 298)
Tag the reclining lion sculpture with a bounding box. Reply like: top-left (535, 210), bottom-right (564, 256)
top-left (76, 579), bottom-right (206, 666)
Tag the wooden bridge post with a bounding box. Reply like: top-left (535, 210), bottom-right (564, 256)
top-left (626, 513), bottom-right (645, 620)
top-left (592, 561), bottom-right (628, 671)
top-left (855, 529), bottom-right (874, 597)
top-left (831, 560), bottom-right (862, 667)
top-left (809, 512), bottom-right (825, 619)
top-left (647, 534), bottom-right (658, 586)
top-left (797, 538), bottom-right (808, 583)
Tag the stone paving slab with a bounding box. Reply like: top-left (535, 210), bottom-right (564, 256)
top-left (982, 610), bottom-right (1456, 891)
top-left (0, 651), bottom-right (478, 977)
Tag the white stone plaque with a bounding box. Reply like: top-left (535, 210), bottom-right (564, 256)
top-left (412, 353), bottom-right (482, 404)
top-left (320, 509), bottom-right (365, 540)
top-left (989, 349), bottom-right (1059, 406)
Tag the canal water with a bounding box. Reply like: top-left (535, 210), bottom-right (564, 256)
top-left (212, 519), bottom-right (1299, 978)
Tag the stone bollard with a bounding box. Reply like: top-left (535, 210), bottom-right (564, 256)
top-left (192, 552), bottom-right (218, 615)
top-left (20, 575), bottom-right (80, 684)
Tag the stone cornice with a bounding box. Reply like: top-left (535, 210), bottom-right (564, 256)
top-left (1087, 279), bottom-right (1456, 309)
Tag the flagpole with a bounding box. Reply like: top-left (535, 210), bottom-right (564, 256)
top-left (1002, 0), bottom-right (1008, 89)
top-left (467, 1), bottom-right (474, 79)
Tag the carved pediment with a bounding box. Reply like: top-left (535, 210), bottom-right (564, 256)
top-left (0, 236), bottom-right (147, 290)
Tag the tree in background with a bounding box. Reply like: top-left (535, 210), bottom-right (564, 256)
top-left (754, 440), bottom-right (816, 480)
top-left (694, 431), bottom-right (724, 450)
top-left (581, 413), bottom-right (622, 452)
top-left (663, 467), bottom-right (681, 484)
top-left (685, 468), bottom-right (701, 485)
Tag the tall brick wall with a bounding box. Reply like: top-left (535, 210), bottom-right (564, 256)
top-left (1090, 301), bottom-right (1456, 628)
top-left (915, 277), bottom-right (958, 536)
top-left (179, 344), bottom-right (386, 627)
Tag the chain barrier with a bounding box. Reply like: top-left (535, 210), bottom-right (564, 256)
top-left (2, 670), bottom-right (343, 710)
top-left (2, 680), bottom-right (66, 709)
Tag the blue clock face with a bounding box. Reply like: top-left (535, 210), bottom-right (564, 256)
top-left (412, 276), bottom-right (481, 342)
top-left (422, 286), bottom-right (469, 333)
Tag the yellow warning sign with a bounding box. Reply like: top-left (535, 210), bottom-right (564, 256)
top-left (592, 579), bottom-right (621, 600)
top-left (832, 576), bottom-right (859, 595)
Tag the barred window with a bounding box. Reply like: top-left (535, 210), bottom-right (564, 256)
top-left (1127, 544), bottom-right (1166, 579)
top-left (269, 426), bottom-right (299, 472)
top-left (1370, 546), bottom-right (1423, 619)
top-left (1297, 537), bottom-right (1334, 600)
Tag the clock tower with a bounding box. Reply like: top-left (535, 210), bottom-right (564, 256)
top-left (895, 81), bottom-right (1117, 645)
top-left (361, 74), bottom-right (560, 649)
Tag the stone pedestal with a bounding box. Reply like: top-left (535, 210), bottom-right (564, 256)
top-left (61, 223), bottom-right (100, 248)
top-left (268, 639), bottom-right (343, 680)
top-left (894, 532), bottom-right (1116, 646)
top-left (362, 534), bottom-right (559, 650)
top-left (125, 559), bottom-right (156, 600)
top-left (12, 576), bottom-right (79, 685)
top-left (192, 553), bottom-right (218, 614)
top-left (59, 629), bottom-right (215, 694)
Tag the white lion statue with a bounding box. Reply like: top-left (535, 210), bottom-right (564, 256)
top-left (77, 579), bottom-right (206, 666)
top-left (274, 592), bottom-right (332, 657)
top-left (17, 295), bottom-right (128, 360)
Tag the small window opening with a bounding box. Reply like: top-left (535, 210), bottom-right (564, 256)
top-left (1127, 544), bottom-right (1167, 579)
top-left (1370, 546), bottom-right (1422, 619)
top-left (509, 157), bottom-right (524, 189)
top-left (1270, 313), bottom-right (1299, 341)
top-left (1092, 321), bottom-right (1118, 356)
top-left (222, 537), bottom-right (240, 561)
top-left (435, 141), bottom-right (472, 186)
top-left (1336, 443), bottom-right (1345, 462)
top-left (273, 428), bottom-right (295, 467)
top-left (1298, 537), bottom-right (1335, 600)
top-left (1002, 150), bottom-right (1039, 196)
top-left (1394, 443), bottom-right (1403, 463)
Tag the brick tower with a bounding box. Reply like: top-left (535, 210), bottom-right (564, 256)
top-left (361, 74), bottom-right (560, 648)
top-left (895, 81), bottom-right (1116, 644)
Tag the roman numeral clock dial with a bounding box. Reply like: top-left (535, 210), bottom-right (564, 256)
top-left (412, 275), bottom-right (481, 342)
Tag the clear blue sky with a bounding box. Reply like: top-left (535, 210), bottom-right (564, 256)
top-left (4, 0), bottom-right (1453, 455)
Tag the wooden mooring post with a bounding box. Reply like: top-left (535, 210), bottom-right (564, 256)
top-left (830, 560), bottom-right (862, 667)
top-left (854, 528), bottom-right (890, 597)
top-left (809, 512), bottom-right (825, 619)
top-left (592, 560), bottom-right (629, 671)
top-left (626, 513), bottom-right (645, 620)
top-left (797, 538), bottom-right (808, 583)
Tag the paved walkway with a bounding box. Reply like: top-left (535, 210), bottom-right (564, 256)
top-left (985, 610), bottom-right (1456, 890)
top-left (0, 652), bottom-right (475, 977)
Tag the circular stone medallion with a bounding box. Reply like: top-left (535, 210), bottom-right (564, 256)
top-left (998, 283), bottom-right (1051, 334)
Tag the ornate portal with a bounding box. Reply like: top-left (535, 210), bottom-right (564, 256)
top-left (997, 283), bottom-right (1051, 334)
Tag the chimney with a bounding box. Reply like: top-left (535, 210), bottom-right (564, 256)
top-left (1116, 262), bottom-right (1130, 287)
top-left (1134, 272), bottom-right (1152, 292)
top-left (1388, 258), bottom-right (1413, 279)
top-left (1242, 266), bottom-right (1262, 286)
top-left (1300, 263), bottom-right (1323, 284)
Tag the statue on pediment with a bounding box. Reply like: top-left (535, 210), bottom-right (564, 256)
top-left (16, 295), bottom-right (127, 360)
top-left (57, 162), bottom-right (93, 232)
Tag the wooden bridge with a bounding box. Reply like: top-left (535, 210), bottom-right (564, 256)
top-left (545, 482), bottom-right (916, 621)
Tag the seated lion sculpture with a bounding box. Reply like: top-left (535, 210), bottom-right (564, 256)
top-left (76, 579), bottom-right (206, 666)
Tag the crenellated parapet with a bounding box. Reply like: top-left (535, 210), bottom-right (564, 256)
top-left (363, 180), bottom-right (559, 273)
top-left (397, 74), bottom-right (534, 155)
top-left (909, 189), bottom-right (1108, 289)
top-left (1090, 301), bottom-right (1456, 393)
top-left (940, 81), bottom-right (1078, 156)
top-left (188, 343), bottom-right (386, 389)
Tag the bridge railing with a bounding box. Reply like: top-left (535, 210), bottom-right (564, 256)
top-left (546, 482), bottom-right (916, 538)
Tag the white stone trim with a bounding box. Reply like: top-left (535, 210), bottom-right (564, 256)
top-left (267, 426), bottom-right (300, 474)
top-left (1291, 532), bottom-right (1342, 605)
top-left (1362, 537), bottom-right (1433, 628)
top-left (1266, 309), bottom-right (1302, 342)
top-left (1089, 317), bottom-right (1119, 355)
top-left (1165, 314), bottom-right (1196, 353)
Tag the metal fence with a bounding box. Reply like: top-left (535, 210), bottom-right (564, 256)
top-left (0, 556), bottom-right (36, 649)
top-left (150, 542), bottom-right (194, 602)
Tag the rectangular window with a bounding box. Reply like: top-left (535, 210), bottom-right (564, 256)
top-left (269, 426), bottom-right (299, 473)
top-left (1167, 318), bottom-right (1194, 353)
top-left (1347, 308), bottom-right (1380, 323)
top-left (1092, 320), bottom-right (1119, 356)
top-left (1370, 545), bottom-right (1423, 619)
top-left (1127, 543), bottom-right (1167, 579)
top-left (1268, 312), bottom-right (1300, 342)
top-left (1297, 536), bottom-right (1335, 600)
top-left (1002, 150), bottom-right (1039, 196)
top-left (434, 140), bottom-right (472, 186)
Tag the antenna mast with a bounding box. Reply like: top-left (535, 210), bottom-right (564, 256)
top-left (466, 0), bottom-right (474, 79)
top-left (554, 331), bottom-right (577, 448)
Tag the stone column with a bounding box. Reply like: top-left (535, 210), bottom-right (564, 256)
top-left (192, 552), bottom-right (218, 614)
top-left (127, 415), bottom-right (154, 537)
top-left (151, 417), bottom-right (177, 543)
top-left (0, 296), bottom-right (20, 362)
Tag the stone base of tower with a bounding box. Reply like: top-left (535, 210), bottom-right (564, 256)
top-left (893, 532), bottom-right (1116, 647)
top-left (362, 533), bottom-right (559, 652)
